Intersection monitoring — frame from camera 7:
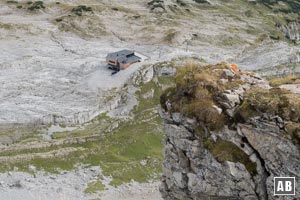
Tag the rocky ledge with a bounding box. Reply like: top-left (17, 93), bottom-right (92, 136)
top-left (159, 62), bottom-right (300, 200)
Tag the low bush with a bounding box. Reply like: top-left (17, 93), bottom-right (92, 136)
top-left (193, 0), bottom-right (209, 4)
top-left (71, 5), bottom-right (93, 16)
top-left (6, 1), bottom-right (18, 4)
top-left (28, 1), bottom-right (45, 11)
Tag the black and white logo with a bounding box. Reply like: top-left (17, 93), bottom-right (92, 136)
top-left (274, 177), bottom-right (295, 196)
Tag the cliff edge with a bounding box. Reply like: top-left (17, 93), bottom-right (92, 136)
top-left (160, 62), bottom-right (300, 200)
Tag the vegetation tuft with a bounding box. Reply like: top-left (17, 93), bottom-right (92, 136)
top-left (28, 1), bottom-right (45, 11)
top-left (71, 5), bottom-right (93, 16)
top-left (6, 1), bottom-right (18, 4)
top-left (193, 0), bottom-right (209, 4)
top-left (268, 74), bottom-right (300, 87)
top-left (160, 62), bottom-right (243, 131)
top-left (147, 0), bottom-right (165, 11)
top-left (85, 180), bottom-right (106, 193)
top-left (204, 138), bottom-right (257, 176)
top-left (236, 88), bottom-right (300, 123)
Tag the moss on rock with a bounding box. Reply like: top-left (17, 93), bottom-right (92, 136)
top-left (204, 138), bottom-right (257, 176)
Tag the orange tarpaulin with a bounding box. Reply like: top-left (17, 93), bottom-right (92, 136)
top-left (230, 63), bottom-right (239, 74)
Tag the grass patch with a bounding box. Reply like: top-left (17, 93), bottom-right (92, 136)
top-left (102, 160), bottom-right (161, 187)
top-left (6, 1), bottom-right (18, 4)
top-left (268, 74), bottom-right (300, 87)
top-left (77, 112), bottom-right (164, 186)
top-left (85, 180), bottom-right (106, 193)
top-left (0, 66), bottom-right (174, 186)
top-left (236, 88), bottom-right (300, 122)
top-left (93, 73), bottom-right (171, 185)
top-left (51, 131), bottom-right (69, 139)
top-left (157, 76), bottom-right (175, 86)
top-left (86, 76), bottom-right (169, 186)
top-left (0, 148), bottom-right (86, 174)
top-left (204, 138), bottom-right (257, 176)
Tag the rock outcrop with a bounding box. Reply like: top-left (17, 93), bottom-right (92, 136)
top-left (160, 63), bottom-right (300, 200)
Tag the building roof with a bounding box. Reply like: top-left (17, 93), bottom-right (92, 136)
top-left (106, 50), bottom-right (134, 60)
top-left (106, 49), bottom-right (141, 64)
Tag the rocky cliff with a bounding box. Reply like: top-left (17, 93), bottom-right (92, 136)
top-left (159, 63), bottom-right (300, 200)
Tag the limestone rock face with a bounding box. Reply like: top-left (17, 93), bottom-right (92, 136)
top-left (160, 66), bottom-right (300, 200)
top-left (240, 124), bottom-right (300, 199)
top-left (160, 114), bottom-right (260, 200)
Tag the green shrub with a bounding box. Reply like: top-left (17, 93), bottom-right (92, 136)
top-left (193, 0), bottom-right (209, 4)
top-left (84, 181), bottom-right (106, 193)
top-left (28, 1), bottom-right (45, 11)
top-left (71, 5), bottom-right (93, 16)
top-left (6, 1), bottom-right (18, 4)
